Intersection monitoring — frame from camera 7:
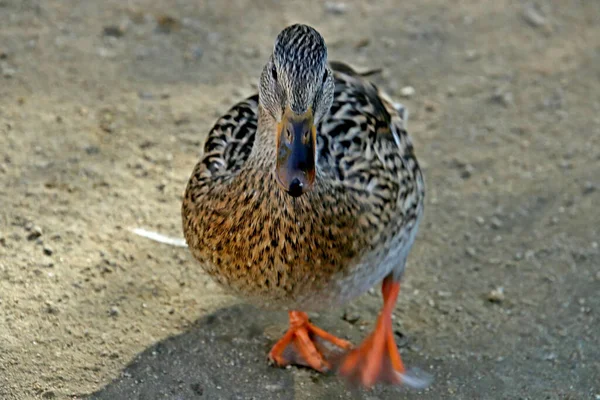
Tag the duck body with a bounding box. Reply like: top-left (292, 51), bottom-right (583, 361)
top-left (182, 24), bottom-right (430, 388)
top-left (182, 64), bottom-right (424, 311)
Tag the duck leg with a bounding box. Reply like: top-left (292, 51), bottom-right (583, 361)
top-left (269, 311), bottom-right (353, 372)
top-left (338, 275), bottom-right (430, 388)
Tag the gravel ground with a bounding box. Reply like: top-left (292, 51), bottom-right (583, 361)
top-left (0, 0), bottom-right (599, 399)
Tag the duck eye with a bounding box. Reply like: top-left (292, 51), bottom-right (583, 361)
top-left (271, 64), bottom-right (278, 81)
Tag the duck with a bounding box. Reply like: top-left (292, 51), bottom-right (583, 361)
top-left (182, 23), bottom-right (427, 389)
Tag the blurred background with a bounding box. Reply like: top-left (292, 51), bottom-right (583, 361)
top-left (0, 0), bottom-right (599, 399)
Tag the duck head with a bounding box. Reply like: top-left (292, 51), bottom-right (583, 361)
top-left (258, 24), bottom-right (335, 198)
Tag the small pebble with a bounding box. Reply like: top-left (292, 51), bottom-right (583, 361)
top-left (85, 145), bottom-right (100, 155)
top-left (27, 226), bottom-right (43, 240)
top-left (465, 247), bottom-right (476, 257)
top-left (487, 287), bottom-right (505, 303)
top-left (424, 100), bottom-right (437, 113)
top-left (155, 14), bottom-right (180, 33)
top-left (109, 306), bottom-right (120, 317)
top-left (490, 217), bottom-right (503, 229)
top-left (265, 383), bottom-right (284, 392)
top-left (475, 216), bottom-right (485, 226)
top-left (103, 25), bottom-right (125, 38)
top-left (461, 164), bottom-right (474, 179)
top-left (242, 46), bottom-right (260, 58)
top-left (190, 383), bottom-right (203, 396)
top-left (342, 310), bottom-right (360, 324)
top-left (1, 64), bottom-right (16, 78)
top-left (523, 4), bottom-right (546, 28)
top-left (97, 47), bottom-right (116, 59)
top-left (582, 181), bottom-right (596, 195)
top-left (465, 49), bottom-right (479, 61)
top-left (558, 160), bottom-right (572, 170)
top-left (400, 86), bottom-right (415, 98)
top-left (190, 46), bottom-right (204, 60)
top-left (324, 1), bottom-right (348, 14)
top-left (524, 250), bottom-right (535, 260)
top-left (381, 37), bottom-right (395, 47)
top-left (354, 38), bottom-right (370, 49)
top-left (45, 301), bottom-right (59, 314)
top-left (490, 88), bottom-right (513, 107)
top-left (393, 330), bottom-right (409, 348)
top-left (43, 246), bottom-right (53, 256)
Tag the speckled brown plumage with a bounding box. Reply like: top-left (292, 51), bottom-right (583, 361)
top-left (181, 58), bottom-right (425, 311)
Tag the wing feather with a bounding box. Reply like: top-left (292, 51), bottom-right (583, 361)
top-left (198, 94), bottom-right (259, 179)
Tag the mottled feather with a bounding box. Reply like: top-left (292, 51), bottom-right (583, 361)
top-left (182, 61), bottom-right (424, 310)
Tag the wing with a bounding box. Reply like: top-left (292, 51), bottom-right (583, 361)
top-left (196, 94), bottom-right (259, 180)
top-left (317, 61), bottom-right (424, 228)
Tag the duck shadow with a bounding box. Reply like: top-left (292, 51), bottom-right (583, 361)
top-left (87, 305), bottom-right (295, 400)
top-left (87, 304), bottom-right (436, 400)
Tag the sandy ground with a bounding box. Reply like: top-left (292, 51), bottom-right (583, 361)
top-left (1, 0), bottom-right (599, 399)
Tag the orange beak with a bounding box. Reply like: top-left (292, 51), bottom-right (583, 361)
top-left (275, 107), bottom-right (316, 198)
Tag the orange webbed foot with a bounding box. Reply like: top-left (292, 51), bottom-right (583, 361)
top-left (338, 277), bottom-right (432, 389)
top-left (269, 311), bottom-right (353, 372)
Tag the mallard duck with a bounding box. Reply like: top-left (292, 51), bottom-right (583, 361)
top-left (182, 24), bottom-right (427, 388)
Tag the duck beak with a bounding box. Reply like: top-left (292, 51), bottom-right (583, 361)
top-left (275, 107), bottom-right (316, 198)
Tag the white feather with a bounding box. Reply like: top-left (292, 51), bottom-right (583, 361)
top-left (130, 228), bottom-right (188, 248)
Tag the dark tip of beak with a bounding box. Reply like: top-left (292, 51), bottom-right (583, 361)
top-left (287, 178), bottom-right (304, 198)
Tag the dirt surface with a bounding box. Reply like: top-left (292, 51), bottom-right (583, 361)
top-left (1, 0), bottom-right (599, 399)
